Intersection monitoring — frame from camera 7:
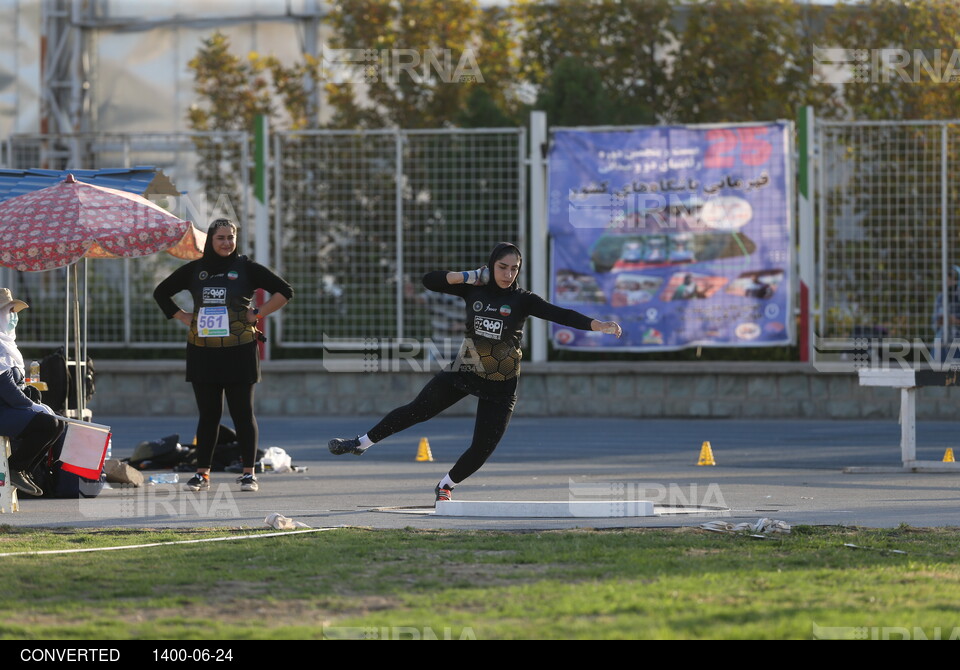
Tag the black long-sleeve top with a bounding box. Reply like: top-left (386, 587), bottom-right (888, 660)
top-left (423, 271), bottom-right (594, 382)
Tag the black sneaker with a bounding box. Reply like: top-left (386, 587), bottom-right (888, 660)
top-left (10, 470), bottom-right (42, 497)
top-left (184, 473), bottom-right (210, 492)
top-left (435, 484), bottom-right (453, 503)
top-left (237, 473), bottom-right (259, 492)
top-left (328, 436), bottom-right (366, 455)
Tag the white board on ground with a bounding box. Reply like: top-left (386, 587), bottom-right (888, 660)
top-left (433, 500), bottom-right (656, 518)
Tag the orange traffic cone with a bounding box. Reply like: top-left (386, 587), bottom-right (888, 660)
top-left (697, 441), bottom-right (716, 466)
top-left (416, 437), bottom-right (434, 462)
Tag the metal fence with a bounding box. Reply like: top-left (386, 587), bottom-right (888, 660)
top-left (273, 127), bottom-right (526, 348)
top-left (816, 120), bottom-right (960, 351)
top-left (1, 131), bottom-right (250, 349)
top-left (1, 127), bottom-right (526, 353)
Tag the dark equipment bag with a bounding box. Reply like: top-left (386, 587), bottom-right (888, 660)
top-left (128, 434), bottom-right (188, 470)
top-left (19, 426), bottom-right (104, 499)
top-left (37, 347), bottom-right (96, 413)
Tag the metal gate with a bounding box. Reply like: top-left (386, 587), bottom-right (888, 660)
top-left (813, 119), bottom-right (960, 368)
top-left (272, 127), bottom-right (526, 348)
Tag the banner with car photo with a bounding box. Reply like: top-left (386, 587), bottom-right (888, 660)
top-left (547, 122), bottom-right (793, 351)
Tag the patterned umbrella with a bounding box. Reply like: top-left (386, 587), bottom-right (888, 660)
top-left (0, 173), bottom-right (203, 271)
top-left (0, 173), bottom-right (205, 419)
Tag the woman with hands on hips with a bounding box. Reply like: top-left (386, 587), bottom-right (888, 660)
top-left (153, 219), bottom-right (293, 494)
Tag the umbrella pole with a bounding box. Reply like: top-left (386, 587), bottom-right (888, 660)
top-left (63, 265), bottom-right (76, 416)
top-left (72, 263), bottom-right (83, 420)
top-left (82, 259), bottom-right (88, 417)
top-left (63, 266), bottom-right (70, 364)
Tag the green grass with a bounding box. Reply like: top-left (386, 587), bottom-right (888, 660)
top-left (1, 524), bottom-right (959, 640)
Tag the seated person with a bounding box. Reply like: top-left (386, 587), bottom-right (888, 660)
top-left (0, 289), bottom-right (65, 497)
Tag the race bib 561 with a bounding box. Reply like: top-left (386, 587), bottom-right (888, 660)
top-left (197, 306), bottom-right (230, 337)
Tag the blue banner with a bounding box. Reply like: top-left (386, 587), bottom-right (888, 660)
top-left (548, 123), bottom-right (793, 351)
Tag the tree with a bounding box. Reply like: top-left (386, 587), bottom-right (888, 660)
top-left (534, 57), bottom-right (610, 126)
top-left (516, 0), bottom-right (674, 126)
top-left (457, 87), bottom-right (518, 128)
top-left (323, 0), bottom-right (520, 129)
top-left (187, 32), bottom-right (273, 133)
top-left (188, 31), bottom-right (319, 132)
top-left (821, 0), bottom-right (960, 120)
top-left (667, 0), bottom-right (836, 123)
top-left (186, 31), bottom-right (321, 231)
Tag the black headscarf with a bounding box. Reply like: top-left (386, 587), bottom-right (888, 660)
top-left (486, 242), bottom-right (523, 292)
top-left (201, 219), bottom-right (239, 273)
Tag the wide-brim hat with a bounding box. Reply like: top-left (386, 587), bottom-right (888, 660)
top-left (0, 288), bottom-right (28, 313)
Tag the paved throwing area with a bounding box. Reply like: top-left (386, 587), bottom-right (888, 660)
top-left (3, 415), bottom-right (959, 530)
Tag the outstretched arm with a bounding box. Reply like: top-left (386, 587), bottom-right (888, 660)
top-left (528, 295), bottom-right (621, 337)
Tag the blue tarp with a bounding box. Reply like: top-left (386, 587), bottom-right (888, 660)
top-left (0, 167), bottom-right (167, 203)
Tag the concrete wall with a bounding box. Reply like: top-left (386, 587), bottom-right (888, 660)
top-left (84, 360), bottom-right (956, 420)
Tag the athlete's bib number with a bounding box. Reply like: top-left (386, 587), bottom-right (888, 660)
top-left (197, 306), bottom-right (230, 337)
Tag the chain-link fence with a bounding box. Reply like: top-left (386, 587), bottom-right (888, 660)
top-left (816, 120), bottom-right (960, 362)
top-left (1, 127), bottom-right (526, 353)
top-left (1, 131), bottom-right (250, 350)
top-left (273, 127), bottom-right (526, 348)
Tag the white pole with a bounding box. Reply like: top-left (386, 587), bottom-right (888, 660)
top-left (254, 115), bottom-right (270, 360)
top-left (529, 111), bottom-right (548, 363)
top-left (941, 124), bottom-right (948, 344)
top-left (395, 131), bottom-right (406, 340)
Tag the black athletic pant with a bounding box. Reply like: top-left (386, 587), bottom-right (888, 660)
top-left (367, 373), bottom-right (514, 484)
top-left (191, 382), bottom-right (258, 469)
top-left (8, 413), bottom-right (66, 472)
